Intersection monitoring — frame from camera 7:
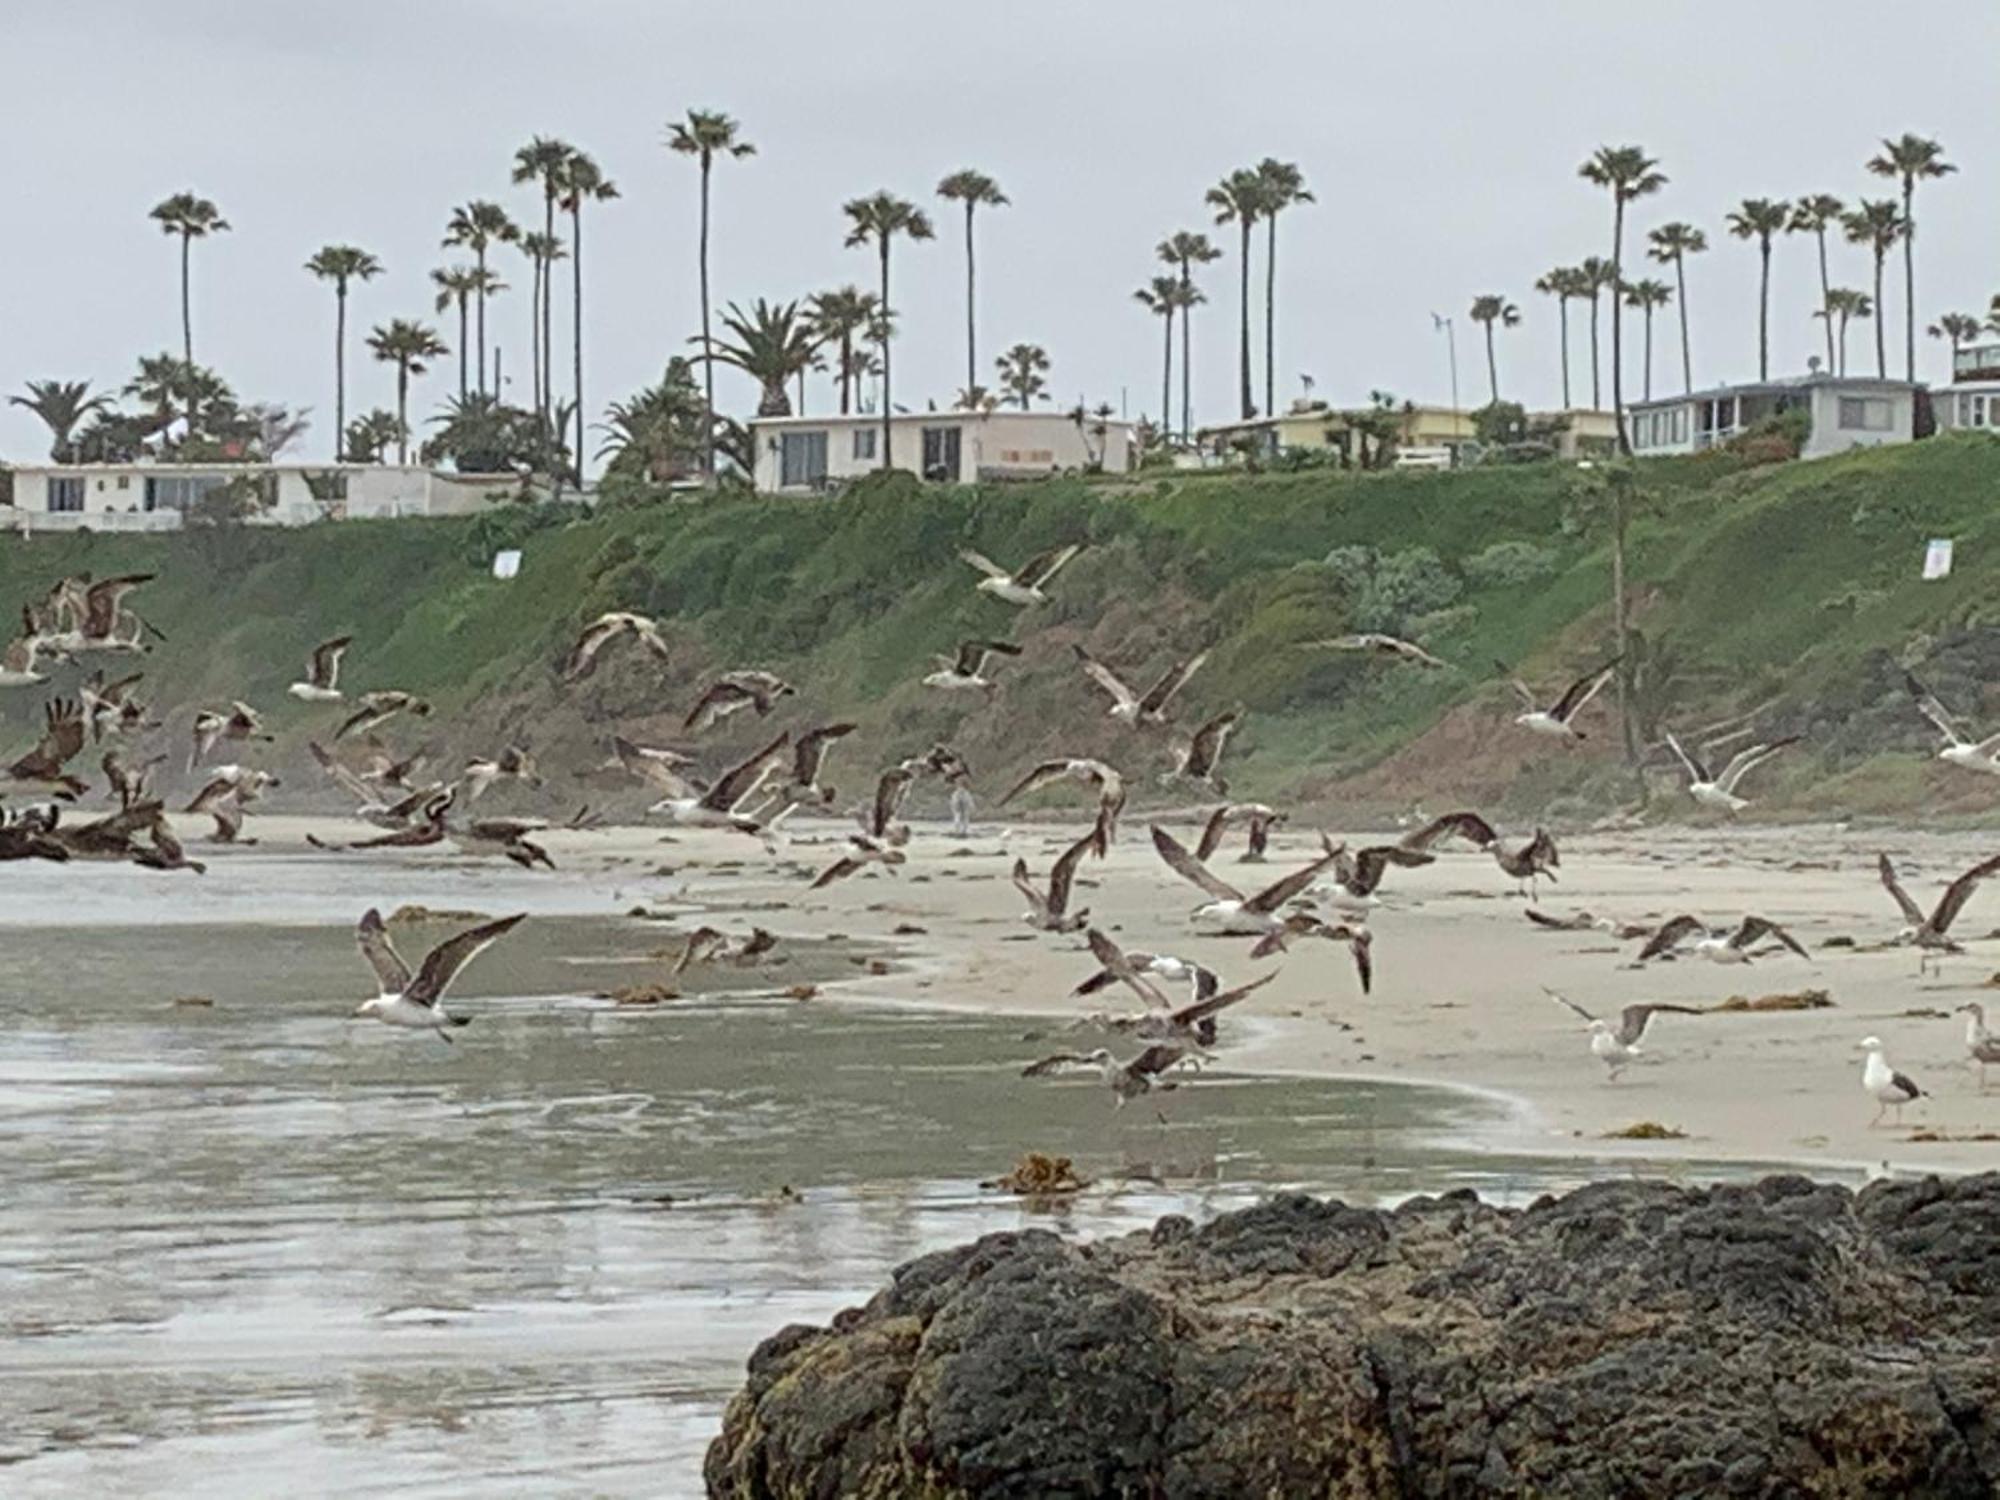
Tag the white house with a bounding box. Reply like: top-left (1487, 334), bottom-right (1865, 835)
top-left (2, 462), bottom-right (532, 532)
top-left (749, 408), bottom-right (1137, 493)
top-left (1624, 375), bottom-right (1920, 460)
top-left (1933, 342), bottom-right (2000, 435)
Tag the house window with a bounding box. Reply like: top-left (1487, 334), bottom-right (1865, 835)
top-left (851, 427), bottom-right (877, 462)
top-left (1837, 397), bottom-right (1894, 432)
top-left (143, 473), bottom-right (228, 511)
top-left (778, 431), bottom-right (828, 488)
top-left (920, 425), bottom-right (963, 482)
top-left (48, 476), bottom-right (85, 512)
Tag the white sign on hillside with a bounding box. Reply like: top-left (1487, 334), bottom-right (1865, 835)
top-left (1921, 539), bottom-right (1953, 581)
top-left (492, 549), bottom-right (522, 581)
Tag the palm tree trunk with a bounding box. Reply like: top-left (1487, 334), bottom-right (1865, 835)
top-left (1557, 297), bottom-right (1571, 408)
top-left (1161, 313), bottom-right (1172, 434)
top-left (1901, 183), bottom-right (1917, 382)
top-left (529, 258), bottom-right (542, 415)
top-left (334, 285), bottom-right (347, 460)
top-left (1483, 323), bottom-right (1498, 404)
top-left (1178, 266), bottom-right (1193, 444)
top-left (839, 332), bottom-right (852, 415)
top-left (1610, 200), bottom-right (1628, 454)
top-left (1642, 307), bottom-right (1653, 401)
top-left (962, 202), bottom-right (977, 397)
top-left (541, 191), bottom-right (556, 427)
top-left (1236, 221), bottom-right (1253, 420)
top-left (1673, 253), bottom-right (1692, 395)
top-left (699, 158), bottom-right (716, 482)
top-left (1814, 228), bottom-right (1834, 372)
top-left (572, 204), bottom-right (585, 477)
top-left (796, 367), bottom-right (806, 415)
top-left (1588, 295), bottom-right (1601, 408)
top-left (1837, 312), bottom-right (1849, 376)
top-left (1758, 242), bottom-right (1772, 381)
top-left (180, 233), bottom-right (193, 368)
top-left (476, 247), bottom-right (489, 398)
top-left (1874, 252), bottom-right (1887, 377)
top-left (395, 363), bottom-right (410, 464)
top-left (879, 239), bottom-right (892, 470)
top-left (1263, 215), bottom-right (1277, 419)
top-left (457, 297), bottom-right (469, 402)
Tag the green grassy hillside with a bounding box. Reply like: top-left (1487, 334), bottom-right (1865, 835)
top-left (6, 434), bottom-right (2000, 824)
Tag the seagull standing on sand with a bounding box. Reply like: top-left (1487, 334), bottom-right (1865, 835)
top-left (960, 543), bottom-right (1082, 606)
top-left (351, 908), bottom-right (527, 1042)
top-left (1877, 852), bottom-right (2000, 973)
top-left (1499, 658), bottom-right (1619, 740)
top-left (1663, 731), bottom-right (1800, 813)
top-left (1636, 914), bottom-right (1809, 965)
top-left (288, 636), bottom-right (351, 702)
top-left (923, 640), bottom-right (1022, 694)
top-left (1905, 673), bottom-right (2000, 775)
top-left (1149, 823), bottom-right (1341, 937)
top-left (1071, 645), bottom-right (1208, 726)
top-left (1857, 1036), bottom-right (1925, 1126)
top-left (1012, 828), bottom-right (1098, 932)
top-left (1546, 989), bottom-right (1703, 1080)
top-left (1952, 1003), bottom-right (2000, 1090)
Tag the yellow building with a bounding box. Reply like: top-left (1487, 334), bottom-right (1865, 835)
top-left (1198, 401), bottom-right (1476, 463)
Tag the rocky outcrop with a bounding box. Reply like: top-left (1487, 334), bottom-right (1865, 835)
top-left (707, 1174), bottom-right (2000, 1497)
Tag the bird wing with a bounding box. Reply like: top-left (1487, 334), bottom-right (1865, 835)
top-left (562, 616), bottom-right (625, 680)
top-left (1494, 661), bottom-right (1539, 709)
top-left (1010, 857), bottom-right (1046, 914)
top-left (1020, 1051), bottom-right (1093, 1078)
top-left (1086, 927), bottom-right (1171, 1010)
top-left (792, 723), bottom-right (857, 784)
top-left (1732, 915), bottom-right (1808, 958)
top-left (1195, 804), bottom-right (1234, 862)
top-left (1637, 914), bottom-right (1706, 959)
top-left (12, 698), bottom-right (86, 777)
top-left (1715, 736), bottom-right (1800, 794)
top-left (1663, 731), bottom-right (1710, 785)
top-left (184, 776), bottom-right (234, 815)
top-left (1125, 1042), bottom-right (1187, 1080)
top-left (356, 908), bottom-right (414, 995)
top-left (309, 741), bottom-right (377, 805)
top-left (1183, 710), bottom-right (1240, 776)
top-left (407, 912), bottom-right (528, 1007)
top-left (82, 574), bottom-right (153, 638)
top-left (1399, 810), bottom-right (1496, 852)
top-left (1348, 845), bottom-right (1435, 896)
top-left (958, 548), bottom-right (1008, 580)
top-left (613, 736), bottom-right (701, 798)
top-left (309, 636), bottom-right (352, 688)
top-left (334, 702), bottom-right (387, 740)
top-left (1013, 543), bottom-right (1081, 589)
top-left (1149, 824), bottom-right (1243, 903)
top-left (1928, 852), bottom-right (2000, 934)
top-left (1905, 671), bottom-right (1965, 745)
top-left (1617, 1003), bottom-right (1704, 1047)
top-left (1543, 987), bottom-right (1598, 1024)
top-left (868, 766), bottom-right (915, 837)
top-left (1551, 660), bottom-right (1619, 721)
top-left (1245, 843), bottom-right (1345, 913)
top-left (1046, 829), bottom-right (1096, 916)
top-left (958, 640), bottom-right (1020, 676)
top-left (1347, 929), bottom-right (1374, 994)
top-left (1138, 650), bottom-right (1208, 714)
top-left (1072, 646), bottom-right (1139, 712)
top-left (810, 856), bottom-right (863, 889)
top-left (1000, 760), bottom-right (1069, 806)
top-left (1171, 969), bottom-right (1275, 1028)
top-left (684, 680), bottom-right (753, 733)
top-left (704, 733), bottom-right (791, 812)
top-left (1877, 852), bottom-right (1927, 927)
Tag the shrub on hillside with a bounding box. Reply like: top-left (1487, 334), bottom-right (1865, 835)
top-left (1463, 540), bottom-right (1559, 588)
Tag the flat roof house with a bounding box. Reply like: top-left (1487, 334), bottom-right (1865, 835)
top-left (749, 408), bottom-right (1137, 493)
top-left (2, 462), bottom-right (531, 532)
top-left (1934, 341), bottom-right (2000, 436)
top-left (1624, 375), bottom-right (1920, 460)
top-left (1199, 401), bottom-right (1479, 460)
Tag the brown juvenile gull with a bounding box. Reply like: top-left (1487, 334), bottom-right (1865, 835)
top-left (1878, 851), bottom-right (2000, 973)
top-left (684, 670), bottom-right (796, 733)
top-left (0, 809), bottom-right (68, 862)
top-left (335, 690), bottom-right (432, 742)
top-left (1003, 758), bottom-right (1126, 852)
top-left (1, 697), bottom-right (89, 800)
top-left (1149, 823), bottom-right (1342, 937)
top-left (1196, 802), bottom-right (1286, 864)
top-left (1304, 633), bottom-right (1449, 669)
top-left (81, 669), bottom-right (154, 740)
top-left (1013, 828), bottom-right (1098, 933)
top-left (60, 574), bottom-right (157, 654)
top-left (610, 736), bottom-right (706, 799)
top-left (562, 611), bottom-right (671, 682)
top-left (189, 703), bottom-right (272, 770)
top-left (103, 748), bottom-right (165, 810)
top-left (288, 636), bottom-right (352, 702)
top-left (1248, 912), bottom-right (1373, 993)
top-left (1020, 1041), bottom-right (1191, 1118)
top-left (1905, 672), bottom-right (2000, 776)
top-left (1952, 1003), bottom-right (2000, 1091)
top-left (1635, 914), bottom-right (1809, 966)
top-left (1166, 709), bottom-right (1240, 794)
top-left (1499, 657), bottom-right (1619, 741)
top-left (313, 788), bottom-right (456, 851)
top-left (459, 817), bottom-right (558, 870)
top-left (1321, 839), bottom-right (1436, 913)
top-left (1400, 810), bottom-right (1558, 897)
top-left (810, 833), bottom-right (908, 889)
top-left (1072, 644), bottom-right (1209, 726)
top-left (923, 640), bottom-right (1022, 695)
top-left (672, 926), bottom-right (778, 975)
top-left (1546, 988), bottom-right (1703, 1080)
top-left (185, 766), bottom-right (279, 844)
top-left (773, 723), bottom-right (859, 810)
top-left (351, 907), bottom-right (527, 1042)
top-left (960, 543), bottom-right (1082, 606)
top-left (1857, 1036), bottom-right (1925, 1126)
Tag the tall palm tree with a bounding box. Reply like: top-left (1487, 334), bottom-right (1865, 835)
top-left (518, 233), bottom-right (567, 413)
top-left (1786, 195), bottom-right (1845, 373)
top-left (1622, 278), bottom-right (1673, 400)
top-left (935, 170), bottom-right (1009, 397)
top-left (443, 201), bottom-right (518, 397)
top-left (510, 136), bottom-right (577, 421)
top-left (1135, 277), bottom-right (1184, 431)
top-left (1534, 266), bottom-right (1581, 407)
top-left (1929, 311), bottom-right (1984, 371)
top-left (1725, 198), bottom-right (1792, 381)
top-left (695, 298), bottom-right (821, 417)
top-left (1842, 199), bottom-right (1907, 378)
top-left (1645, 222), bottom-right (1707, 395)
top-left (9, 380), bottom-right (110, 462)
top-left (843, 191), bottom-right (935, 468)
top-left (994, 343), bottom-right (1051, 410)
top-left (1156, 231), bottom-right (1220, 442)
top-left (1251, 159), bottom-right (1313, 419)
top-left (1467, 296), bottom-right (1520, 404)
top-left (1867, 134), bottom-right (1955, 382)
top-left (806, 287), bottom-right (880, 415)
top-left (430, 266), bottom-right (479, 400)
top-left (366, 319), bottom-right (448, 464)
top-left (305, 244), bottom-right (383, 458)
top-left (1206, 169), bottom-right (1268, 419)
top-left (667, 110), bottom-right (756, 481)
top-left (1579, 146), bottom-right (1666, 452)
top-left (1577, 257), bottom-right (1616, 407)
top-left (1817, 288), bottom-right (1872, 376)
top-left (555, 150), bottom-right (618, 475)
top-left (148, 192), bottom-right (230, 368)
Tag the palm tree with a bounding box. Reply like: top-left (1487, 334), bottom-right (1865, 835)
top-left (667, 110), bottom-right (756, 481)
top-left (1725, 198), bottom-right (1792, 381)
top-left (148, 192), bottom-right (230, 368)
top-left (1534, 266), bottom-right (1582, 407)
top-left (1929, 311), bottom-right (1984, 372)
top-left (510, 136), bottom-right (577, 420)
top-left (695, 298), bottom-right (821, 417)
top-left (1135, 277), bottom-right (1184, 430)
top-left (518, 232), bottom-right (567, 413)
top-left (9, 380), bottom-right (110, 462)
top-left (935, 170), bottom-right (1009, 397)
top-left (365, 319), bottom-right (448, 464)
top-left (1579, 146), bottom-right (1667, 453)
top-left (1251, 159), bottom-right (1313, 419)
top-left (305, 244), bottom-right (383, 458)
top-left (1867, 134), bottom-right (1955, 381)
top-left (1842, 199), bottom-right (1907, 378)
top-left (443, 201), bottom-right (518, 397)
top-left (806, 287), bottom-right (881, 415)
top-left (598, 358), bottom-right (709, 482)
top-left (430, 266), bottom-right (480, 400)
top-left (1645, 222), bottom-right (1707, 395)
top-left (1577, 257), bottom-right (1616, 408)
top-left (1786, 195), bottom-right (1844, 373)
top-left (1467, 296), bottom-right (1520, 404)
top-left (1156, 231), bottom-right (1221, 443)
top-left (554, 150), bottom-right (619, 476)
top-left (843, 191), bottom-right (935, 468)
top-left (1622, 278), bottom-right (1673, 400)
top-left (994, 343), bottom-right (1051, 410)
top-left (1816, 288), bottom-right (1872, 376)
top-left (126, 353), bottom-right (192, 437)
top-left (1206, 169), bottom-right (1268, 419)
top-left (343, 408), bottom-right (404, 464)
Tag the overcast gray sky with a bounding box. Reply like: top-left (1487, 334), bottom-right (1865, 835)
top-left (4, 0), bottom-right (1997, 463)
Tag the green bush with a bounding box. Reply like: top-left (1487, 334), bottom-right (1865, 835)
top-left (1464, 540), bottom-right (1559, 587)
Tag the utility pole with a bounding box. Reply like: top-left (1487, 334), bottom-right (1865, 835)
top-left (1431, 312), bottom-right (1461, 463)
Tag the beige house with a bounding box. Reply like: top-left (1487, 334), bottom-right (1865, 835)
top-left (3, 462), bottom-right (530, 532)
top-left (1199, 401), bottom-right (1477, 462)
top-left (748, 409), bottom-right (1136, 492)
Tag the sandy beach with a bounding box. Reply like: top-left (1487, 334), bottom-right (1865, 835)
top-left (230, 810), bottom-right (2000, 1181)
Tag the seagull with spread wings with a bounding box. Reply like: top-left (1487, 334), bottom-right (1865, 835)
top-left (1072, 644), bottom-right (1209, 726)
top-left (923, 640), bottom-right (1023, 694)
top-left (1003, 758), bottom-right (1126, 851)
top-left (810, 833), bottom-right (907, 889)
top-left (1905, 672), bottom-right (2000, 775)
top-left (288, 636), bottom-right (352, 702)
top-left (1878, 851), bottom-right (2000, 972)
top-left (463, 745), bottom-right (542, 802)
top-left (1635, 914), bottom-right (1809, 966)
top-left (1663, 730), bottom-right (1800, 812)
top-left (1320, 838), bottom-right (1437, 913)
top-left (335, 690), bottom-right (432, 742)
top-left (81, 669), bottom-right (153, 740)
top-left (684, 670), bottom-right (795, 733)
top-left (351, 908), bottom-right (527, 1041)
top-left (960, 543), bottom-right (1083, 606)
top-left (1545, 988), bottom-right (1704, 1080)
top-left (189, 702), bottom-right (272, 770)
top-left (1013, 828), bottom-right (1098, 932)
top-left (651, 732), bottom-right (791, 837)
top-left (1020, 1041), bottom-right (1191, 1117)
top-left (1305, 633), bottom-right (1450, 670)
top-left (0, 611), bottom-right (55, 688)
top-left (562, 612), bottom-right (671, 682)
top-left (1196, 803), bottom-right (1286, 864)
top-left (1149, 823), bottom-right (1342, 936)
top-left (1167, 710), bottom-right (1241, 795)
top-left (1399, 810), bottom-right (1558, 897)
top-left (1079, 930), bottom-right (1276, 1050)
top-left (1499, 658), bottom-right (1619, 740)
top-left (62, 574), bottom-right (157, 654)
top-left (2, 698), bottom-right (89, 800)
top-left (185, 766), bottom-right (279, 844)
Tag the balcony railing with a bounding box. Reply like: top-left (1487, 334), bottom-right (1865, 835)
top-left (1954, 344), bottom-right (2000, 382)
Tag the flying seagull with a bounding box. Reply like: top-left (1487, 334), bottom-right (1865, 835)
top-left (1020, 1041), bottom-right (1191, 1117)
top-left (1305, 633), bottom-right (1449, 670)
top-left (610, 736), bottom-right (706, 800)
top-left (1, 697), bottom-right (89, 800)
top-left (335, 690), bottom-right (432, 742)
top-left (1525, 908), bottom-right (1654, 941)
top-left (1400, 810), bottom-right (1558, 897)
top-left (1499, 658), bottom-right (1618, 740)
top-left (288, 636), bottom-right (352, 702)
top-left (60, 575), bottom-right (157, 654)
top-left (1196, 803), bottom-right (1286, 864)
top-left (1663, 731), bottom-right (1800, 813)
top-left (1168, 709), bottom-right (1241, 795)
top-left (1072, 644), bottom-right (1209, 726)
top-left (0, 612), bottom-right (54, 689)
top-left (562, 611), bottom-right (671, 681)
top-left (1905, 672), bottom-right (2000, 775)
top-left (1323, 839), bottom-right (1436, 912)
top-left (777, 723), bottom-right (859, 808)
top-left (1877, 851), bottom-right (2000, 972)
top-left (185, 766), bottom-right (279, 844)
top-left (960, 543), bottom-right (1082, 605)
top-left (1002, 758), bottom-right (1126, 851)
top-left (81, 669), bottom-right (154, 741)
top-left (102, 748), bottom-right (165, 810)
top-left (1082, 930), bottom-right (1276, 1049)
top-left (351, 907), bottom-right (527, 1041)
top-left (684, 670), bottom-right (795, 733)
top-left (189, 703), bottom-right (272, 770)
top-left (459, 817), bottom-right (560, 870)
top-left (651, 731), bottom-right (790, 837)
top-left (810, 833), bottom-right (907, 889)
top-left (923, 640), bottom-right (1023, 694)
top-left (1013, 828), bottom-right (1098, 932)
top-left (856, 761), bottom-right (923, 846)
top-left (1247, 911), bottom-right (1373, 993)
top-left (1149, 823), bottom-right (1341, 936)
top-left (1857, 1036), bottom-right (1925, 1126)
top-left (1635, 914), bottom-right (1809, 965)
top-left (1546, 988), bottom-right (1703, 1080)
top-left (463, 745), bottom-right (542, 802)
